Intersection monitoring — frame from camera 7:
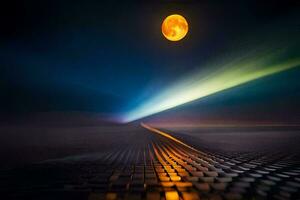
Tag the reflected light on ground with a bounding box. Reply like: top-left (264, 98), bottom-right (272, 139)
top-left (145, 123), bottom-right (206, 200)
top-left (165, 191), bottom-right (180, 200)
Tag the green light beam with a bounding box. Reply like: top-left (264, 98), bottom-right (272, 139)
top-left (123, 49), bottom-right (300, 123)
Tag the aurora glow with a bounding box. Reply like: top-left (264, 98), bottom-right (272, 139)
top-left (123, 49), bottom-right (300, 123)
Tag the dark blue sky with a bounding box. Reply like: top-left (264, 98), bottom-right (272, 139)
top-left (1, 0), bottom-right (299, 122)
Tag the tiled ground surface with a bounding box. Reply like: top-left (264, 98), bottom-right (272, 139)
top-left (1, 125), bottom-right (300, 200)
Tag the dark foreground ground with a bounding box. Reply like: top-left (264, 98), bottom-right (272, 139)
top-left (0, 114), bottom-right (299, 200)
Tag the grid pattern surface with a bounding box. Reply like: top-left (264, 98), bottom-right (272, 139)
top-left (1, 126), bottom-right (300, 200)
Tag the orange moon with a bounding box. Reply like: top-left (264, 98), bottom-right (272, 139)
top-left (162, 14), bottom-right (189, 41)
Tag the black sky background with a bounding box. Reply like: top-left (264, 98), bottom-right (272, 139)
top-left (0, 0), bottom-right (300, 123)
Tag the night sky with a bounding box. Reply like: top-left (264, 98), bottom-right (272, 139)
top-left (1, 0), bottom-right (300, 124)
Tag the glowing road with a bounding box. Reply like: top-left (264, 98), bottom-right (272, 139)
top-left (3, 123), bottom-right (300, 200)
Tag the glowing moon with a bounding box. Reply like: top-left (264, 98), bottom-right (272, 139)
top-left (162, 14), bottom-right (189, 41)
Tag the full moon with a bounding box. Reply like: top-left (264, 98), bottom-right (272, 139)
top-left (162, 14), bottom-right (189, 41)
